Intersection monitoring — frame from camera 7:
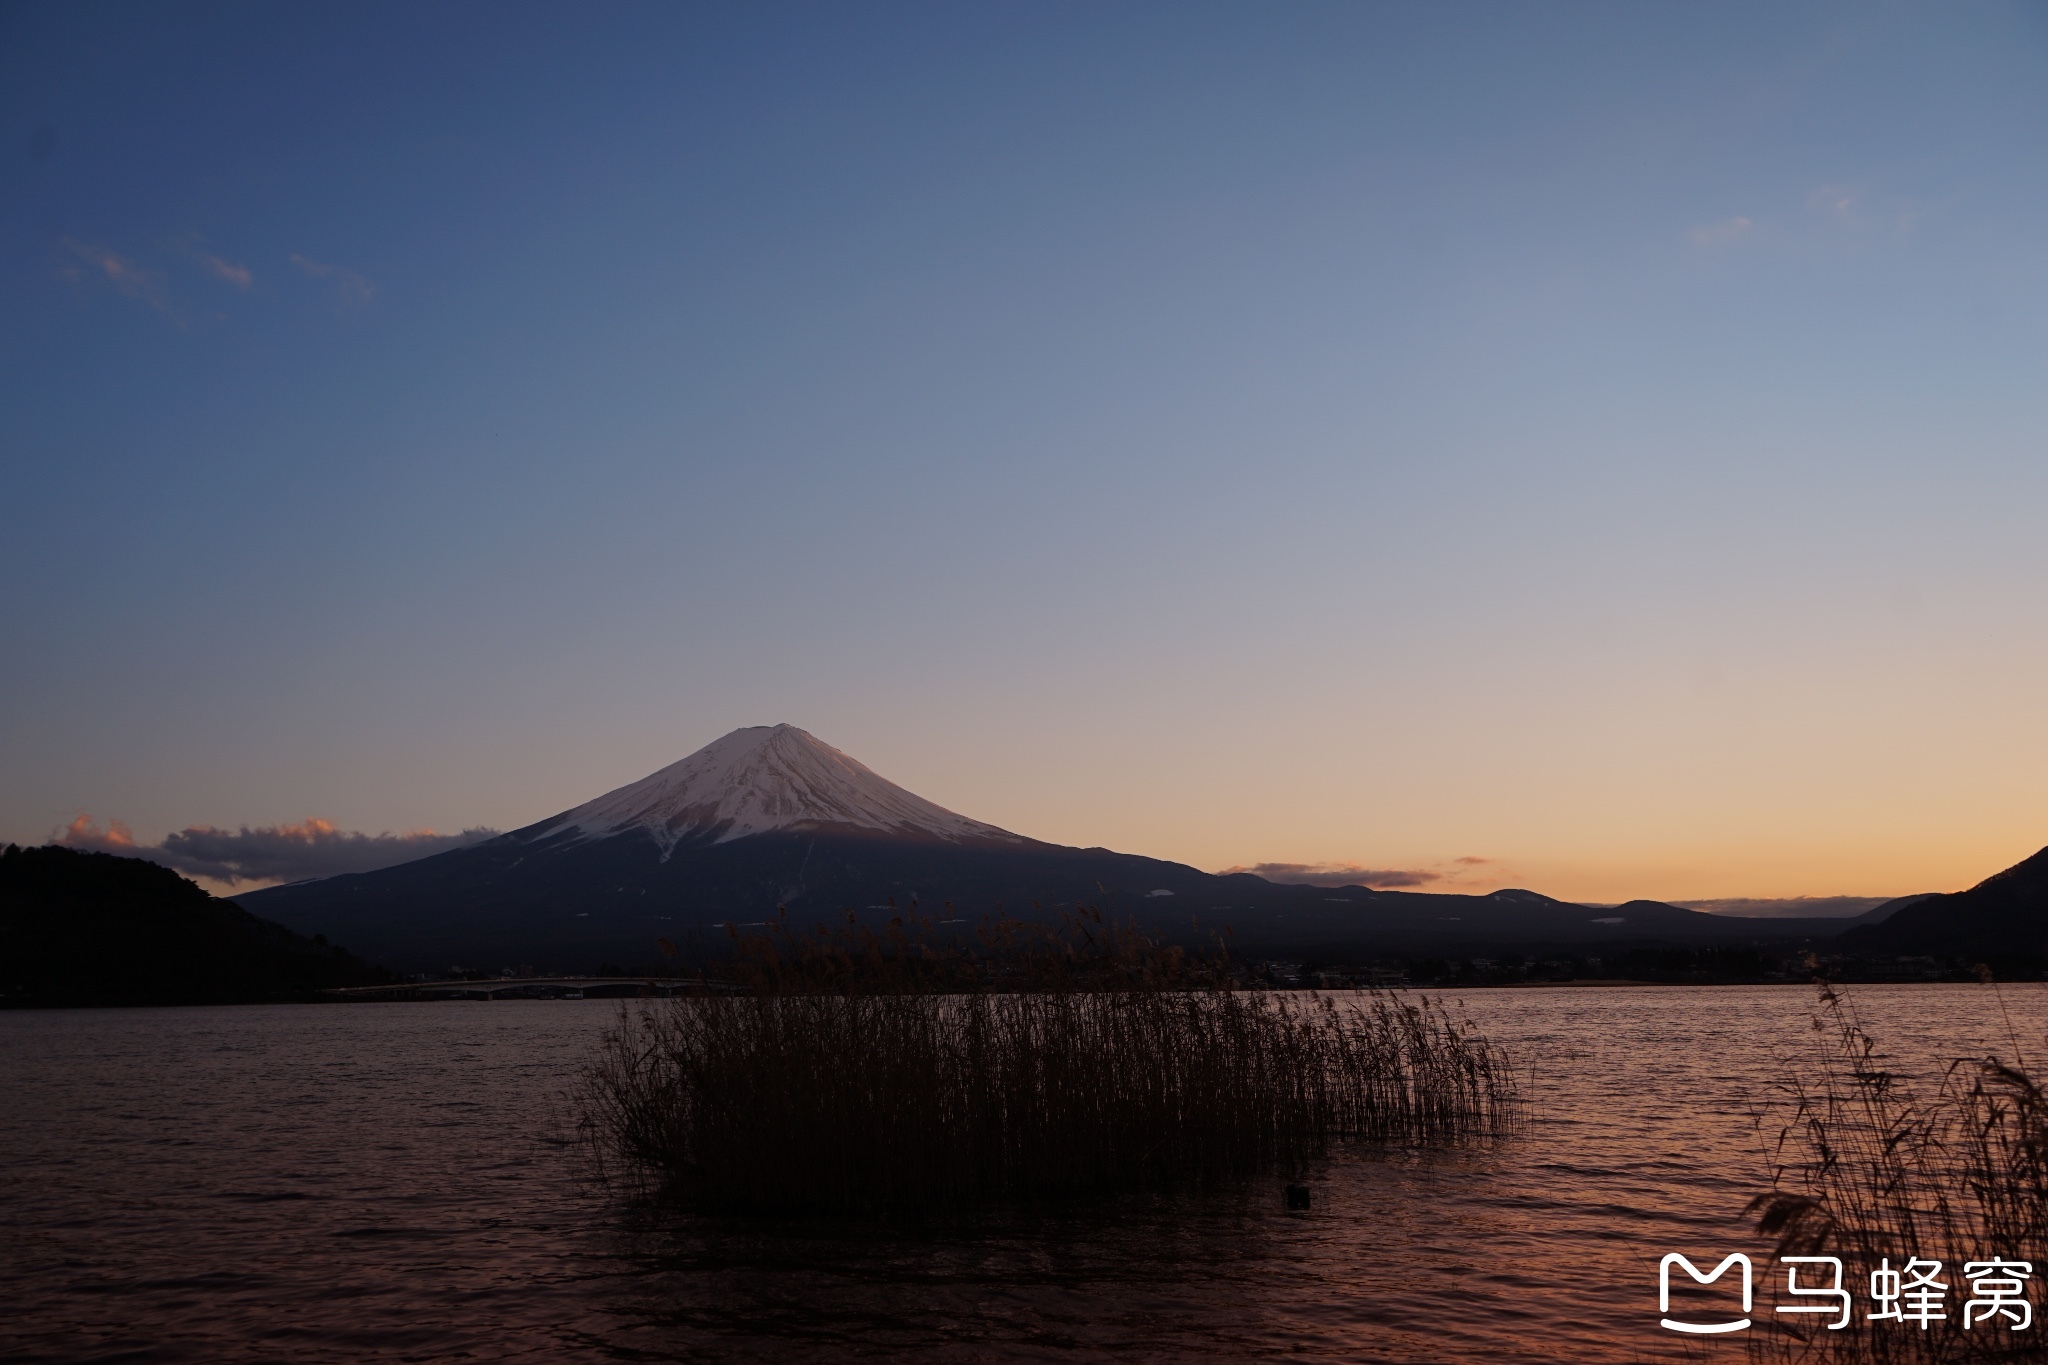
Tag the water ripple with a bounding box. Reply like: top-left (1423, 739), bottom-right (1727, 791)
top-left (5, 986), bottom-right (2044, 1361)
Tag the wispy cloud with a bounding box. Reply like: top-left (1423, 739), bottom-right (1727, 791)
top-left (1687, 216), bottom-right (1753, 248)
top-left (1802, 182), bottom-right (1929, 238)
top-left (55, 814), bottom-right (497, 885)
top-left (60, 239), bottom-right (182, 322)
top-left (1806, 184), bottom-right (1860, 218)
top-left (289, 253), bottom-right (377, 305)
top-left (1218, 861), bottom-right (1441, 889)
top-left (198, 252), bottom-right (252, 289)
top-left (1685, 185), bottom-right (1926, 258)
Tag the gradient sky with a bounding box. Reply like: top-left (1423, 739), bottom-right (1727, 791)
top-left (5, 1), bottom-right (2048, 903)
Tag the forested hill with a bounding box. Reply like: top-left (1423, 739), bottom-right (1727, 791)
top-left (0, 844), bottom-right (387, 1007)
top-left (1838, 843), bottom-right (2048, 969)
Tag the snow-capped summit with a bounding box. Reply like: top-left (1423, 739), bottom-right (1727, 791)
top-left (534, 724), bottom-right (1016, 855)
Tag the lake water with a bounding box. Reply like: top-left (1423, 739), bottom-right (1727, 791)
top-left (4, 984), bottom-right (2044, 1363)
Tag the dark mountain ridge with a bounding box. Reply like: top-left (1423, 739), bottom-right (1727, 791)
top-left (1, 843), bottom-right (386, 1007)
top-left (243, 821), bottom-right (1850, 973)
top-left (1840, 845), bottom-right (2048, 967)
top-left (233, 725), bottom-right (1867, 971)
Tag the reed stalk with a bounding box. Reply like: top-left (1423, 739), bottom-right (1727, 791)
top-left (1747, 981), bottom-right (2048, 1362)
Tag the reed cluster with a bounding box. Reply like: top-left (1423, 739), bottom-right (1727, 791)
top-left (1748, 981), bottom-right (2048, 1363)
top-left (579, 914), bottom-right (1518, 1216)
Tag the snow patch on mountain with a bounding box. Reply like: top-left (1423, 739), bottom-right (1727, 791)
top-left (535, 724), bottom-right (1016, 856)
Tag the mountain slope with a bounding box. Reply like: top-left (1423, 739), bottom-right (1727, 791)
top-left (1839, 845), bottom-right (2048, 964)
top-left (538, 724), bottom-right (1016, 854)
top-left (234, 725), bottom-right (1860, 970)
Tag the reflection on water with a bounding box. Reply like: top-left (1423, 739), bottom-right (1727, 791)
top-left (4, 986), bottom-right (2045, 1362)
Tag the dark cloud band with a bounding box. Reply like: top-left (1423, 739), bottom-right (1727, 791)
top-left (1673, 896), bottom-right (1894, 919)
top-left (1219, 862), bottom-right (1440, 889)
top-left (55, 816), bottom-right (497, 885)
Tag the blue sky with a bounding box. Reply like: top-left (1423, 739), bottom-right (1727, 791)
top-left (5, 1), bottom-right (2048, 901)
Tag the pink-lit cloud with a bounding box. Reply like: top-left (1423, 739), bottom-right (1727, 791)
top-left (199, 252), bottom-right (253, 288)
top-left (60, 239), bottom-right (181, 321)
top-left (59, 813), bottom-right (138, 849)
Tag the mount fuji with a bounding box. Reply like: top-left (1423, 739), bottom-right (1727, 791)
top-left (235, 724), bottom-right (1845, 970)
top-left (534, 723), bottom-right (1017, 854)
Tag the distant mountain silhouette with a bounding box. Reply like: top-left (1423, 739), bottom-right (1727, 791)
top-left (1, 843), bottom-right (386, 1007)
top-left (1842, 892), bottom-right (1938, 927)
top-left (1840, 846), bottom-right (2048, 965)
top-left (235, 725), bottom-right (1866, 972)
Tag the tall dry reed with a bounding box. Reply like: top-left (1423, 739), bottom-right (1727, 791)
top-left (578, 913), bottom-right (1518, 1215)
top-left (1747, 981), bottom-right (2048, 1362)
